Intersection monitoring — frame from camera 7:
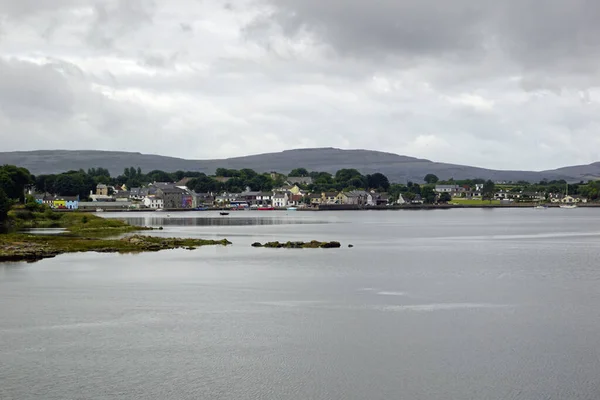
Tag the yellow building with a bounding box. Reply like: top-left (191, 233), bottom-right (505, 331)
top-left (96, 184), bottom-right (108, 196)
top-left (53, 199), bottom-right (66, 209)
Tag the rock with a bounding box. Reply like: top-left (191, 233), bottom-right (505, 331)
top-left (250, 240), bottom-right (342, 249)
top-left (348, 244), bottom-right (354, 248)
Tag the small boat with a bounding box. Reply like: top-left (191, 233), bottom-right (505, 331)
top-left (196, 207), bottom-right (208, 211)
top-left (534, 204), bottom-right (547, 209)
top-left (155, 208), bottom-right (164, 212)
top-left (96, 208), bottom-right (104, 212)
top-left (220, 212), bottom-right (229, 216)
top-left (286, 207), bottom-right (298, 211)
top-left (257, 206), bottom-right (275, 211)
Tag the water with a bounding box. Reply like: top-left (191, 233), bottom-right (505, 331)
top-left (2, 209), bottom-right (600, 399)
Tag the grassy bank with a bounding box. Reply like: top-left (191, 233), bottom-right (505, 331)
top-left (8, 207), bottom-right (145, 237)
top-left (1, 207), bottom-right (231, 262)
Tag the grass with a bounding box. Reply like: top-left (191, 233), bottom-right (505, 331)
top-left (450, 198), bottom-right (501, 205)
top-left (1, 206), bottom-right (231, 262)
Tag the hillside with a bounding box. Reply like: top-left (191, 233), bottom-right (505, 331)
top-left (0, 148), bottom-right (584, 183)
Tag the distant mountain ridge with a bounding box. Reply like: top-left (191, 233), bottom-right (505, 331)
top-left (0, 148), bottom-right (597, 183)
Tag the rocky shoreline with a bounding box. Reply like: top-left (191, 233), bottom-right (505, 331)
top-left (0, 235), bottom-right (232, 263)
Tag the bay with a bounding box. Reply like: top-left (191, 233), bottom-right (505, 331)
top-left (2, 209), bottom-right (600, 400)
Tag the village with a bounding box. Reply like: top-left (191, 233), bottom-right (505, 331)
top-left (31, 177), bottom-right (590, 211)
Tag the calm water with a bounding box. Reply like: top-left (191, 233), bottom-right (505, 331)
top-left (2, 209), bottom-right (600, 400)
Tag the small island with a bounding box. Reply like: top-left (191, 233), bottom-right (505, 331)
top-left (252, 240), bottom-right (341, 249)
top-left (0, 205), bottom-right (231, 263)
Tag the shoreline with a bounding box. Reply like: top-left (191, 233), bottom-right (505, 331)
top-left (65, 203), bottom-right (600, 212)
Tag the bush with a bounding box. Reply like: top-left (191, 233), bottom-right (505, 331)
top-left (43, 209), bottom-right (62, 221)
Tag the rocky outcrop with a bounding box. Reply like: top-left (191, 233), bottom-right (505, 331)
top-left (251, 240), bottom-right (341, 249)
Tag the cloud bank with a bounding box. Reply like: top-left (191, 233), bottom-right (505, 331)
top-left (1, 0), bottom-right (599, 169)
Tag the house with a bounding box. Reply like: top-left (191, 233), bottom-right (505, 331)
top-left (521, 192), bottom-right (545, 201)
top-left (561, 195), bottom-right (587, 204)
top-left (157, 187), bottom-right (186, 209)
top-left (33, 194), bottom-right (45, 205)
top-left (63, 196), bottom-right (79, 210)
top-left (215, 192), bottom-right (242, 205)
top-left (143, 195), bottom-right (164, 209)
top-left (243, 191), bottom-right (261, 206)
top-left (435, 184), bottom-right (459, 193)
top-left (288, 194), bottom-right (303, 206)
top-left (411, 194), bottom-right (424, 204)
top-left (53, 198), bottom-right (66, 209)
top-left (341, 190), bottom-right (374, 206)
top-left (373, 193), bottom-right (390, 206)
top-left (115, 191), bottom-right (131, 202)
top-left (96, 184), bottom-right (108, 196)
top-left (193, 192), bottom-right (214, 208)
top-left (43, 196), bottom-right (55, 207)
top-left (273, 193), bottom-right (288, 208)
top-left (322, 192), bottom-right (339, 204)
top-left (286, 176), bottom-right (313, 186)
top-left (274, 185), bottom-right (302, 195)
top-left (308, 194), bottom-right (322, 206)
top-left (130, 188), bottom-right (142, 200)
top-left (257, 192), bottom-right (273, 206)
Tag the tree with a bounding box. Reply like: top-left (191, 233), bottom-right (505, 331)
top-left (0, 165), bottom-right (33, 201)
top-left (289, 168), bottom-right (309, 177)
top-left (146, 170), bottom-right (172, 183)
top-left (424, 174), bottom-right (439, 184)
top-left (0, 188), bottom-right (9, 223)
top-left (439, 192), bottom-right (452, 203)
top-left (367, 173), bottom-right (390, 191)
top-left (482, 180), bottom-right (496, 202)
top-left (421, 185), bottom-right (436, 204)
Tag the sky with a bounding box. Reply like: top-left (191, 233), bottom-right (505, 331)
top-left (1, 0), bottom-right (600, 170)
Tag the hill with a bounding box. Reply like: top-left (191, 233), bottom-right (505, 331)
top-left (0, 148), bottom-right (586, 183)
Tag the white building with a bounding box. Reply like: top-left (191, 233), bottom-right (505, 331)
top-left (273, 193), bottom-right (288, 208)
top-left (143, 196), bottom-right (164, 209)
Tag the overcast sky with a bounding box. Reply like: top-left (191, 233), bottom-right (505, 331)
top-left (1, 0), bottom-right (599, 170)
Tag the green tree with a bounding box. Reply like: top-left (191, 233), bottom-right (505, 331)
top-left (146, 170), bottom-right (172, 183)
top-left (289, 168), bottom-right (309, 177)
top-left (367, 173), bottom-right (390, 191)
top-left (424, 174), bottom-right (439, 184)
top-left (439, 192), bottom-right (452, 203)
top-left (0, 188), bottom-right (9, 223)
top-left (0, 165), bottom-right (33, 201)
top-left (482, 180), bottom-right (496, 202)
top-left (421, 185), bottom-right (436, 204)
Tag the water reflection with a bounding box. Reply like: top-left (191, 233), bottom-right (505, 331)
top-left (123, 216), bottom-right (327, 227)
top-left (21, 228), bottom-right (68, 235)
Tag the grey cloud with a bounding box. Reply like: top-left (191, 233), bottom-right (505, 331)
top-left (0, 0), bottom-right (599, 169)
top-left (87, 0), bottom-right (156, 48)
top-left (256, 0), bottom-right (600, 85)
top-left (0, 58), bottom-right (76, 118)
top-left (0, 0), bottom-right (78, 18)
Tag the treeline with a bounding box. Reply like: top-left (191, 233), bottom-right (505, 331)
top-left (0, 165), bottom-right (35, 222)
top-left (3, 163), bottom-right (600, 211)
